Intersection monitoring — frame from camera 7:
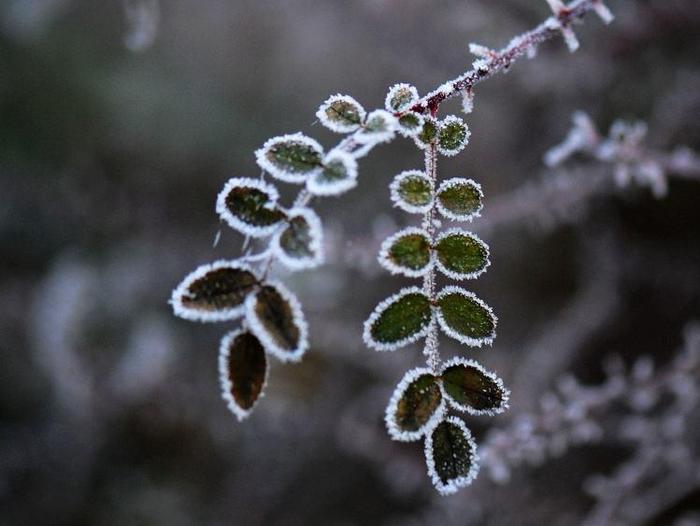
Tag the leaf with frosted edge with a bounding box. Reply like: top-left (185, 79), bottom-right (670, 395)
top-left (245, 281), bottom-right (308, 362)
top-left (307, 150), bottom-right (358, 196)
top-left (397, 112), bottom-right (425, 138)
top-left (385, 368), bottom-right (446, 442)
top-left (316, 94), bottom-right (366, 134)
top-left (255, 133), bottom-right (324, 183)
top-left (436, 286), bottom-right (497, 347)
top-left (434, 229), bottom-right (490, 280)
top-left (436, 178), bottom-right (483, 222)
top-left (171, 260), bottom-right (259, 322)
top-left (272, 207), bottom-right (324, 271)
top-left (355, 110), bottom-right (396, 145)
top-left (378, 227), bottom-right (432, 278)
top-left (437, 115), bottom-right (470, 156)
top-left (414, 117), bottom-right (439, 149)
top-left (216, 178), bottom-right (287, 237)
top-left (385, 83), bottom-right (419, 113)
top-left (439, 357), bottom-right (509, 416)
top-left (424, 416), bottom-right (479, 495)
top-left (363, 287), bottom-right (433, 351)
top-left (390, 170), bottom-right (433, 214)
top-left (218, 329), bottom-right (268, 421)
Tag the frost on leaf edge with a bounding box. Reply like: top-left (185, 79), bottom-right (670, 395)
top-left (385, 367), bottom-right (447, 442)
top-left (362, 286), bottom-right (435, 352)
top-left (244, 280), bottom-right (309, 362)
top-left (316, 93), bottom-right (367, 134)
top-left (272, 206), bottom-right (325, 271)
top-left (435, 285), bottom-right (497, 347)
top-left (434, 228), bottom-right (491, 281)
top-left (355, 110), bottom-right (397, 146)
top-left (436, 177), bottom-right (484, 222)
top-left (424, 415), bottom-right (480, 496)
top-left (307, 150), bottom-right (359, 197)
top-left (389, 170), bottom-right (433, 215)
top-left (385, 83), bottom-right (419, 113)
top-left (437, 115), bottom-right (471, 157)
top-left (215, 177), bottom-right (284, 238)
top-left (255, 133), bottom-right (324, 184)
top-left (170, 259), bottom-right (257, 323)
top-left (218, 328), bottom-right (269, 422)
top-left (439, 356), bottom-right (510, 416)
top-left (378, 226), bottom-right (434, 278)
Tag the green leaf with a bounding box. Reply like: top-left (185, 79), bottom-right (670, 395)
top-left (316, 94), bottom-right (366, 133)
top-left (379, 228), bottom-right (431, 277)
top-left (415, 117), bottom-right (439, 147)
top-left (436, 178), bottom-right (483, 221)
top-left (274, 207), bottom-right (323, 270)
top-left (219, 330), bottom-right (268, 420)
top-left (436, 287), bottom-right (496, 346)
top-left (364, 288), bottom-right (433, 351)
top-left (437, 115), bottom-right (470, 156)
top-left (216, 178), bottom-right (286, 237)
top-left (356, 110), bottom-right (396, 145)
top-left (386, 368), bottom-right (445, 441)
top-left (440, 358), bottom-right (509, 415)
top-left (385, 83), bottom-right (419, 112)
top-left (171, 261), bottom-right (258, 322)
top-left (245, 282), bottom-right (308, 362)
top-left (256, 133), bottom-right (324, 183)
top-left (434, 230), bottom-right (489, 279)
top-left (390, 170), bottom-right (432, 214)
top-left (425, 416), bottom-right (478, 495)
top-left (397, 112), bottom-right (424, 137)
top-left (307, 150), bottom-right (358, 196)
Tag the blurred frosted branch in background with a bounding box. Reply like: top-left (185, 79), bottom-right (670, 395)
top-left (123, 0), bottom-right (160, 52)
top-left (0, 0), bottom-right (72, 41)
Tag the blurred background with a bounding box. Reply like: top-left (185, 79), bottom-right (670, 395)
top-left (2, 0), bottom-right (700, 524)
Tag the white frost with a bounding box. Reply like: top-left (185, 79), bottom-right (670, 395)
top-left (378, 226), bottom-right (433, 278)
top-left (170, 260), bottom-right (257, 323)
top-left (244, 280), bottom-right (309, 363)
top-left (306, 150), bottom-right (358, 196)
top-left (216, 177), bottom-right (283, 238)
top-left (255, 133), bottom-right (324, 184)
top-left (437, 115), bottom-right (471, 157)
top-left (385, 83), bottom-right (419, 113)
top-left (355, 110), bottom-right (397, 146)
top-left (218, 329), bottom-right (268, 422)
top-left (363, 286), bottom-right (434, 352)
top-left (271, 206), bottom-right (324, 271)
top-left (424, 415), bottom-right (480, 495)
top-left (439, 356), bottom-right (510, 416)
top-left (316, 93), bottom-right (366, 134)
top-left (436, 178), bottom-right (484, 222)
top-left (435, 285), bottom-right (497, 347)
top-left (385, 367), bottom-right (447, 442)
top-left (389, 170), bottom-right (433, 215)
top-left (434, 228), bottom-right (490, 281)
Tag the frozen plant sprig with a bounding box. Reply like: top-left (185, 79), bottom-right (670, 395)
top-left (170, 0), bottom-right (612, 471)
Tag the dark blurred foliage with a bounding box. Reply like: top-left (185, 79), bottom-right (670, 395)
top-left (1, 0), bottom-right (700, 524)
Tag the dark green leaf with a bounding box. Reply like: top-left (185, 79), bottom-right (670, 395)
top-left (435, 230), bottom-right (489, 279)
top-left (436, 287), bottom-right (496, 346)
top-left (380, 228), bottom-right (431, 276)
top-left (426, 417), bottom-right (478, 494)
top-left (436, 178), bottom-right (483, 221)
top-left (387, 369), bottom-right (444, 440)
top-left (219, 330), bottom-right (267, 420)
top-left (441, 358), bottom-right (508, 414)
top-left (364, 288), bottom-right (432, 350)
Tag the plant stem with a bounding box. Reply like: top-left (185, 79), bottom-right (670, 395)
top-left (423, 143), bottom-right (441, 373)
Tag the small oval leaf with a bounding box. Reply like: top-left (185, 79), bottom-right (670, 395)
top-left (378, 227), bottom-right (432, 277)
top-left (218, 330), bottom-right (268, 421)
top-left (385, 83), bottom-right (419, 113)
top-left (255, 133), bottom-right (324, 183)
top-left (436, 286), bottom-right (496, 347)
top-left (436, 178), bottom-right (483, 222)
top-left (216, 178), bottom-right (286, 237)
top-left (363, 287), bottom-right (433, 351)
top-left (440, 358), bottom-right (509, 415)
top-left (245, 282), bottom-right (308, 362)
top-left (316, 94), bottom-right (366, 133)
top-left (307, 150), bottom-right (358, 196)
top-left (397, 112), bottom-right (425, 138)
top-left (434, 229), bottom-right (490, 280)
top-left (171, 261), bottom-right (258, 322)
top-left (386, 368), bottom-right (446, 441)
top-left (414, 117), bottom-right (439, 149)
top-left (390, 170), bottom-right (433, 214)
top-left (437, 115), bottom-right (470, 156)
top-left (273, 207), bottom-right (324, 270)
top-left (425, 416), bottom-right (479, 495)
top-left (356, 110), bottom-right (396, 145)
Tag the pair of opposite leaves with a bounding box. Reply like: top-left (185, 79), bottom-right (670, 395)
top-left (387, 359), bottom-right (509, 494)
top-left (171, 261), bottom-right (308, 420)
